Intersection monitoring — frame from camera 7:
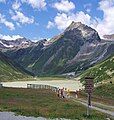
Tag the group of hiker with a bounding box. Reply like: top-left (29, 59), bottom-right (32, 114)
top-left (57, 87), bottom-right (79, 98)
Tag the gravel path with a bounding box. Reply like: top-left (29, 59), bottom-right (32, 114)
top-left (0, 112), bottom-right (70, 120)
top-left (72, 98), bottom-right (114, 118)
top-left (76, 98), bottom-right (114, 111)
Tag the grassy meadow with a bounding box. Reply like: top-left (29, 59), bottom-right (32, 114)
top-left (79, 79), bottom-right (114, 106)
top-left (0, 87), bottom-right (110, 120)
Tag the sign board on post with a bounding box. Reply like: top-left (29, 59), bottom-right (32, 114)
top-left (85, 77), bottom-right (94, 116)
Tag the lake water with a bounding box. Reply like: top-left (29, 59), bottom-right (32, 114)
top-left (2, 80), bottom-right (83, 91)
top-left (0, 112), bottom-right (71, 120)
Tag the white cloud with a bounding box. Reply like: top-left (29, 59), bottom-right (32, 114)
top-left (54, 13), bottom-right (73, 30)
top-left (95, 0), bottom-right (114, 37)
top-left (21, 0), bottom-right (46, 9)
top-left (0, 34), bottom-right (23, 40)
top-left (50, 0), bottom-right (114, 38)
top-left (74, 11), bottom-right (91, 25)
top-left (0, 0), bottom-right (5, 3)
top-left (47, 21), bottom-right (54, 29)
top-left (12, 1), bottom-right (21, 10)
top-left (53, 0), bottom-right (75, 13)
top-left (0, 13), bottom-right (15, 30)
top-left (54, 12), bottom-right (91, 30)
top-left (11, 11), bottom-right (34, 24)
top-left (0, 0), bottom-right (113, 39)
top-left (98, 0), bottom-right (114, 10)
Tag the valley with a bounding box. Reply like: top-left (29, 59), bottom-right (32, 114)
top-left (0, 0), bottom-right (114, 119)
top-left (0, 21), bottom-right (114, 120)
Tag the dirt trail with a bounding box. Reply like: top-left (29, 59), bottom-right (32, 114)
top-left (72, 98), bottom-right (114, 118)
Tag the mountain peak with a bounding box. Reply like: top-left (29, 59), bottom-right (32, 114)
top-left (65, 21), bottom-right (83, 31)
top-left (70, 21), bottom-right (82, 26)
top-left (15, 37), bottom-right (30, 41)
top-left (64, 21), bottom-right (101, 42)
top-left (0, 37), bottom-right (33, 51)
top-left (70, 21), bottom-right (82, 27)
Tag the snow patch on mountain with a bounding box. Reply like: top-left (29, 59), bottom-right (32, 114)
top-left (0, 41), bottom-right (13, 48)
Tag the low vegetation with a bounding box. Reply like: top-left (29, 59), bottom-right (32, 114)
top-left (0, 52), bottom-right (32, 82)
top-left (80, 55), bottom-right (114, 83)
top-left (0, 88), bottom-right (109, 120)
top-left (0, 60), bottom-right (29, 82)
top-left (36, 76), bottom-right (66, 80)
top-left (79, 79), bottom-right (114, 106)
top-left (79, 55), bottom-right (114, 106)
top-left (93, 82), bottom-right (114, 100)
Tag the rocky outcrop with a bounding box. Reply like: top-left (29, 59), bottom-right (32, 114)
top-left (0, 37), bottom-right (39, 51)
top-left (103, 34), bottom-right (114, 40)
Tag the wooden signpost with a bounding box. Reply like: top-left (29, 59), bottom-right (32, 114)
top-left (85, 77), bottom-right (94, 116)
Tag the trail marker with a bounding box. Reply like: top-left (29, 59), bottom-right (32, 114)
top-left (85, 77), bottom-right (94, 116)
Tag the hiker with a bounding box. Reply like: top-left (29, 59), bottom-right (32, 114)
top-left (75, 90), bottom-right (78, 98)
top-left (64, 88), bottom-right (67, 98)
top-left (67, 89), bottom-right (70, 98)
top-left (61, 88), bottom-right (64, 98)
top-left (62, 87), bottom-right (66, 98)
top-left (57, 88), bottom-right (62, 98)
top-left (57, 88), bottom-right (60, 97)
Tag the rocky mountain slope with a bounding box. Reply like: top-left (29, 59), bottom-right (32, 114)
top-left (4, 22), bottom-right (114, 76)
top-left (103, 34), bottom-right (114, 40)
top-left (80, 54), bottom-right (114, 83)
top-left (5, 40), bottom-right (45, 72)
top-left (0, 52), bottom-right (32, 81)
top-left (0, 37), bottom-right (38, 51)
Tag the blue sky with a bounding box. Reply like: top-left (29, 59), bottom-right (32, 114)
top-left (0, 0), bottom-right (114, 40)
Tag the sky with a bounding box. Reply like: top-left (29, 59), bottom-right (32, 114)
top-left (0, 0), bottom-right (114, 41)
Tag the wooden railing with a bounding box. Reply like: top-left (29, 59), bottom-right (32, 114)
top-left (0, 83), bottom-right (3, 88)
top-left (27, 84), bottom-right (58, 92)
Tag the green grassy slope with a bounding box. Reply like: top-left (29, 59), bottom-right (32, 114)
top-left (93, 82), bottom-right (114, 100)
top-left (5, 43), bottom-right (44, 70)
top-left (0, 88), bottom-right (107, 119)
top-left (79, 55), bottom-right (114, 106)
top-left (0, 52), bottom-right (30, 81)
top-left (79, 80), bottom-right (114, 106)
top-left (80, 55), bottom-right (114, 83)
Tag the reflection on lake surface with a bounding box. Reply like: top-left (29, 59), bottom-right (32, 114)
top-left (0, 112), bottom-right (70, 120)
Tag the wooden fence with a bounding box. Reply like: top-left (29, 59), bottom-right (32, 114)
top-left (27, 84), bottom-right (58, 92)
